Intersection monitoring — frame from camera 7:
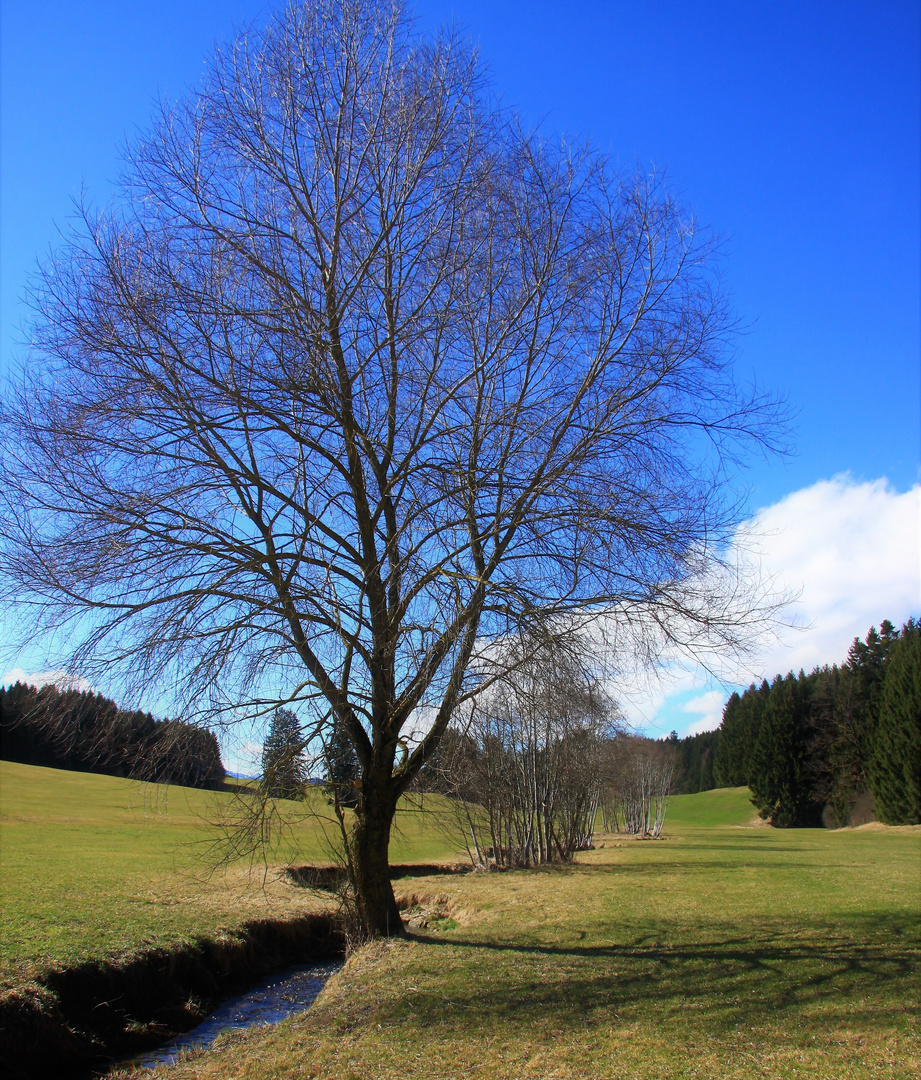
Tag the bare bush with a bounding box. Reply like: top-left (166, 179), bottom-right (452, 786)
top-left (431, 642), bottom-right (614, 867)
top-left (601, 735), bottom-right (675, 838)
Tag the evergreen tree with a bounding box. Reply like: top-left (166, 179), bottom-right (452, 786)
top-left (324, 718), bottom-right (360, 808)
top-left (844, 622), bottom-right (899, 748)
top-left (697, 733), bottom-right (716, 791)
top-left (870, 620), bottom-right (921, 824)
top-left (748, 673), bottom-right (823, 827)
top-left (668, 729), bottom-right (719, 793)
top-left (260, 708), bottom-right (307, 799)
top-left (713, 679), bottom-right (769, 787)
top-left (812, 621), bottom-right (902, 824)
top-left (806, 662), bottom-right (875, 825)
top-left (713, 691), bottom-right (744, 786)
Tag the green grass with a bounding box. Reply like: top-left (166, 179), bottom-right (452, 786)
top-left (0, 761), bottom-right (458, 977)
top-left (665, 784), bottom-right (760, 828)
top-left (124, 788), bottom-right (920, 1080)
top-left (4, 766), bottom-right (919, 1078)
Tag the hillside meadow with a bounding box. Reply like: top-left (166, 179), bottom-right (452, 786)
top-left (1, 763), bottom-right (918, 1079)
top-left (0, 761), bottom-right (457, 979)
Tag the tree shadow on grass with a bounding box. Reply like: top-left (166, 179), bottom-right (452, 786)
top-left (396, 912), bottom-right (919, 1036)
top-left (597, 859), bottom-right (829, 873)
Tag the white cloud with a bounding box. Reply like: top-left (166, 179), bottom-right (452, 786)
top-left (0, 667), bottom-right (94, 693)
top-left (736, 475), bottom-right (919, 680)
top-left (632, 475), bottom-right (920, 738)
top-left (681, 690), bottom-right (727, 736)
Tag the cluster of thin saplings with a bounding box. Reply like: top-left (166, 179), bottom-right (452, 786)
top-left (418, 650), bottom-right (675, 867)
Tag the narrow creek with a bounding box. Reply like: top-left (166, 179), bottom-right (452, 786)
top-left (121, 958), bottom-right (344, 1071)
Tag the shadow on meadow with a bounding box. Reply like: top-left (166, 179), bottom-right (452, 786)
top-left (391, 912), bottom-right (917, 1036)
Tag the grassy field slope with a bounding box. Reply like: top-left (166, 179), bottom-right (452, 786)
top-left (122, 787), bottom-right (920, 1080)
top-left (666, 784), bottom-right (759, 828)
top-left (0, 760), bottom-right (458, 977)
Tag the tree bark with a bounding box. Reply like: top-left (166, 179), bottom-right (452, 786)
top-left (347, 774), bottom-right (403, 937)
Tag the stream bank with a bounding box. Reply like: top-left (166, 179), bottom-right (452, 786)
top-left (1, 913), bottom-right (344, 1080)
top-left (125, 959), bottom-right (342, 1071)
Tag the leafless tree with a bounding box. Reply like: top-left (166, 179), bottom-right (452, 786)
top-left (432, 639), bottom-right (613, 867)
top-left (602, 735), bottom-right (675, 838)
top-left (0, 0), bottom-right (782, 935)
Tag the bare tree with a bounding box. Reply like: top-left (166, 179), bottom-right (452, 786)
top-left (430, 638), bottom-right (612, 868)
top-left (602, 735), bottom-right (675, 838)
top-left (0, 0), bottom-right (781, 935)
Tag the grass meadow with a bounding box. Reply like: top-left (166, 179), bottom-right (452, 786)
top-left (125, 788), bottom-right (919, 1080)
top-left (0, 761), bottom-right (456, 980)
top-left (2, 762), bottom-right (918, 1079)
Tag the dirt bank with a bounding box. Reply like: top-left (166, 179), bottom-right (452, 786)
top-left (1, 914), bottom-right (344, 1080)
top-left (285, 862), bottom-right (472, 891)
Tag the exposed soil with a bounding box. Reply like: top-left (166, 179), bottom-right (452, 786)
top-left (852, 821), bottom-right (921, 831)
top-left (284, 862), bottom-right (472, 891)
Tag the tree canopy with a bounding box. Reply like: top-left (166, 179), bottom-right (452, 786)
top-left (0, 0), bottom-right (781, 934)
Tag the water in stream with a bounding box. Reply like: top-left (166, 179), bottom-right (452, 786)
top-left (127, 958), bottom-right (344, 1070)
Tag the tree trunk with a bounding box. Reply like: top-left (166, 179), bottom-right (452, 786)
top-left (347, 782), bottom-right (403, 938)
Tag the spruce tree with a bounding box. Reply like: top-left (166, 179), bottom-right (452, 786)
top-left (324, 719), bottom-right (360, 808)
top-left (748, 674), bottom-right (823, 826)
top-left (870, 620), bottom-right (921, 824)
top-left (714, 679), bottom-right (769, 787)
top-left (260, 708), bottom-right (307, 799)
top-left (806, 663), bottom-right (856, 825)
top-left (713, 691), bottom-right (744, 786)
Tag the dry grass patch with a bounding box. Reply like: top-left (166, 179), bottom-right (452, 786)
top-left (124, 819), bottom-right (920, 1080)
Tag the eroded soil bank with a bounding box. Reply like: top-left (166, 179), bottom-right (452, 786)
top-left (1, 913), bottom-right (344, 1080)
top-left (285, 862), bottom-right (472, 891)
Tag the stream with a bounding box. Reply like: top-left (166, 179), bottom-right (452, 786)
top-left (124, 958), bottom-right (344, 1070)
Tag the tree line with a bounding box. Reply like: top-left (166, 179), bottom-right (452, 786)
top-left (0, 681), bottom-right (225, 790)
top-left (661, 618), bottom-right (920, 826)
top-left (667, 729), bottom-right (720, 795)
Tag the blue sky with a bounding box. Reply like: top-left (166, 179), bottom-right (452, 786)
top-left (1, 1), bottom-right (918, 745)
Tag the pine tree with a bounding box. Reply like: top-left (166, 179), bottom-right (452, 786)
top-left (748, 673), bottom-right (823, 827)
top-left (713, 691), bottom-right (743, 786)
top-left (811, 621), bottom-right (903, 824)
top-left (261, 708), bottom-right (307, 799)
top-left (713, 679), bottom-right (769, 787)
top-left (870, 620), bottom-right (921, 824)
top-left (806, 664), bottom-right (853, 824)
top-left (844, 622), bottom-right (899, 743)
top-left (324, 719), bottom-right (360, 808)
